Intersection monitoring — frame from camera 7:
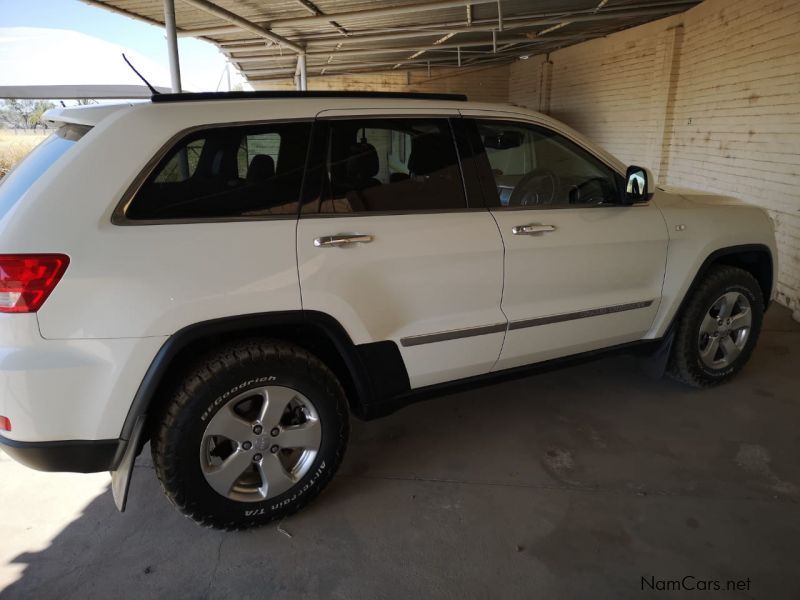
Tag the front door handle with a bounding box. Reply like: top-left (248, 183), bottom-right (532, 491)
top-left (512, 223), bottom-right (556, 235)
top-left (314, 233), bottom-right (374, 247)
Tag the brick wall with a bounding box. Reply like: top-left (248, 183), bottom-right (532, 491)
top-left (509, 0), bottom-right (800, 319)
top-left (252, 63), bottom-right (510, 103)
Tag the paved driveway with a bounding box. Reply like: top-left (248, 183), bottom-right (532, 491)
top-left (2, 307), bottom-right (799, 599)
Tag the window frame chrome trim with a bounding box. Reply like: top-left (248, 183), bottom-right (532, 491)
top-left (111, 117), bottom-right (314, 226)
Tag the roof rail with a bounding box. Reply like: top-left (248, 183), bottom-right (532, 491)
top-left (151, 90), bottom-right (468, 103)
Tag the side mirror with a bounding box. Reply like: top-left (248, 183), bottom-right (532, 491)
top-left (623, 165), bottom-right (654, 204)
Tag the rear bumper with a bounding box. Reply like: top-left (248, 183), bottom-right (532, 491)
top-left (0, 434), bottom-right (120, 473)
top-left (0, 313), bottom-right (166, 442)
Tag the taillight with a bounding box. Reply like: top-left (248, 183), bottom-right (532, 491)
top-left (0, 254), bottom-right (70, 313)
top-left (0, 416), bottom-right (10, 432)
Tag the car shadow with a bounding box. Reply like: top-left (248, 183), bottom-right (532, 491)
top-left (3, 316), bottom-right (800, 599)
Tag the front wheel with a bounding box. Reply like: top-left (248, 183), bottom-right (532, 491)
top-left (668, 265), bottom-right (764, 387)
top-left (152, 340), bottom-right (349, 530)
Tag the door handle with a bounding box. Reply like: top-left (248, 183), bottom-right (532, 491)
top-left (512, 223), bottom-right (556, 235)
top-left (314, 233), bottom-right (374, 247)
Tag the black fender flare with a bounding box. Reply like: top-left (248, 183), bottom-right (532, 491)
top-left (111, 310), bottom-right (411, 512)
top-left (117, 310), bottom-right (382, 446)
top-left (665, 243), bottom-right (773, 336)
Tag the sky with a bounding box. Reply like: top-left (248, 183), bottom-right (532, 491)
top-left (0, 0), bottom-right (247, 91)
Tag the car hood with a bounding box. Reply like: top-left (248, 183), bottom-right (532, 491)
top-left (657, 185), bottom-right (752, 207)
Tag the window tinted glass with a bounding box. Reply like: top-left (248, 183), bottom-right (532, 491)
top-left (0, 124), bottom-right (90, 220)
top-left (154, 139), bottom-right (205, 183)
top-left (305, 118), bottom-right (466, 214)
top-left (127, 122), bottom-right (311, 220)
top-left (476, 120), bottom-right (620, 207)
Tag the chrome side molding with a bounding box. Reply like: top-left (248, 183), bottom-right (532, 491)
top-left (400, 323), bottom-right (507, 347)
top-left (508, 300), bottom-right (654, 330)
top-left (399, 300), bottom-right (655, 347)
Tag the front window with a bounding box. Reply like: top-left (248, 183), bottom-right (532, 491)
top-left (475, 120), bottom-right (621, 208)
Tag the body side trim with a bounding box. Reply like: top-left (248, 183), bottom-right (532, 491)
top-left (399, 300), bottom-right (654, 347)
top-left (509, 299), bottom-right (655, 330)
top-left (400, 322), bottom-right (507, 347)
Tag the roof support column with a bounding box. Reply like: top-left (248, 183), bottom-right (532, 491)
top-left (163, 0), bottom-right (182, 92)
top-left (296, 52), bottom-right (308, 90)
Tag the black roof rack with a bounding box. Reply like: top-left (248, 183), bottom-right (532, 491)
top-left (151, 90), bottom-right (468, 103)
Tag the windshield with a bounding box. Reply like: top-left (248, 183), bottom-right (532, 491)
top-left (0, 124), bottom-right (91, 219)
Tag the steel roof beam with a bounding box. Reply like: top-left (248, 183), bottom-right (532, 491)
top-left (268, 0), bottom-right (499, 28)
top-left (243, 43), bottom-right (542, 77)
top-left (179, 0), bottom-right (499, 37)
top-left (227, 36), bottom-right (537, 63)
top-left (244, 55), bottom-right (462, 77)
top-left (178, 0), bottom-right (304, 53)
top-left (293, 0), bottom-right (348, 36)
top-left (181, 1), bottom-right (696, 40)
top-left (248, 56), bottom-right (514, 81)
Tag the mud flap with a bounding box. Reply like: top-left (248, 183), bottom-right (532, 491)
top-left (110, 415), bottom-right (146, 512)
top-left (639, 330), bottom-right (675, 379)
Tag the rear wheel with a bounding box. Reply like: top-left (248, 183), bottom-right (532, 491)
top-left (152, 339), bottom-right (348, 530)
top-left (668, 265), bottom-right (764, 387)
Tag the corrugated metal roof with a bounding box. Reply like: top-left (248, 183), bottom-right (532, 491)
top-left (83, 0), bottom-right (701, 84)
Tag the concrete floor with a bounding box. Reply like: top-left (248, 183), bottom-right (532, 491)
top-left (1, 307), bottom-right (799, 599)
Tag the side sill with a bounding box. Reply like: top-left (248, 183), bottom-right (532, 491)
top-left (0, 435), bottom-right (119, 473)
top-left (361, 338), bottom-right (662, 419)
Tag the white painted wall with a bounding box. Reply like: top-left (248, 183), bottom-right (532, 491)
top-left (509, 0), bottom-right (800, 320)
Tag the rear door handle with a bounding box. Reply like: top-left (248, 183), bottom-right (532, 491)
top-left (314, 233), bottom-right (374, 247)
top-left (512, 223), bottom-right (556, 235)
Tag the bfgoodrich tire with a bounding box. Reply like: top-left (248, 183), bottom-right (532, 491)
top-left (668, 265), bottom-right (764, 388)
top-left (152, 339), bottom-right (349, 530)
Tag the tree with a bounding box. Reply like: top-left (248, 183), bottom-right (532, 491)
top-left (30, 100), bottom-right (55, 129)
top-left (0, 99), bottom-right (54, 129)
top-left (1, 99), bottom-right (35, 128)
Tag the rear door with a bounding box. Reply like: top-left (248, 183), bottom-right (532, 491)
top-left (462, 110), bottom-right (669, 371)
top-left (296, 109), bottom-right (506, 388)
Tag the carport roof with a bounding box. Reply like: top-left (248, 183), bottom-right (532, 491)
top-left (82, 0), bottom-right (701, 84)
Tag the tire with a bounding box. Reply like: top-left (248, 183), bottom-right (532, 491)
top-left (152, 339), bottom-right (349, 530)
top-left (668, 265), bottom-right (764, 388)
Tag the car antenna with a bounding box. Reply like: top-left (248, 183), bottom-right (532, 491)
top-left (122, 53), bottom-right (161, 95)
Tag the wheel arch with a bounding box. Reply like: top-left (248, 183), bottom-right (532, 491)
top-left (668, 243), bottom-right (773, 334)
top-left (118, 311), bottom-right (399, 450)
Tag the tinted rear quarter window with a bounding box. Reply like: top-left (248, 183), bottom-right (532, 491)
top-left (126, 122), bottom-right (312, 220)
top-left (0, 124), bottom-right (90, 219)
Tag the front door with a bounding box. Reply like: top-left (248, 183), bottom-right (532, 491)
top-left (463, 113), bottom-right (669, 371)
top-left (296, 111), bottom-right (506, 388)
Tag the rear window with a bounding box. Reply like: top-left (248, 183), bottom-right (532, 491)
top-left (0, 124), bottom-right (90, 219)
top-left (125, 122), bottom-right (312, 221)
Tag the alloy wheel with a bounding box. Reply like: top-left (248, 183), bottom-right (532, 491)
top-left (199, 386), bottom-right (321, 502)
top-left (697, 291), bottom-right (752, 369)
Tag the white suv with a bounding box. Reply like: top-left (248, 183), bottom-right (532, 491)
top-left (0, 91), bottom-right (777, 529)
